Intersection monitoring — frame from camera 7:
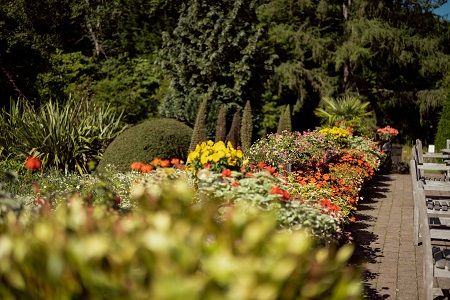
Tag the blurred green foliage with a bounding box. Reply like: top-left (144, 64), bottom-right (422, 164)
top-left (0, 174), bottom-right (362, 299)
top-left (435, 90), bottom-right (450, 150)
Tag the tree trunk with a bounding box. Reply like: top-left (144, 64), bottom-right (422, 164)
top-left (84, 0), bottom-right (105, 58)
top-left (342, 0), bottom-right (352, 90)
top-left (0, 61), bottom-right (28, 100)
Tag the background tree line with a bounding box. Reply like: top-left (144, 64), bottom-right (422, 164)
top-left (1, 0), bottom-right (449, 142)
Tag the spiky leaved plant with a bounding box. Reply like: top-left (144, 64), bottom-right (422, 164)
top-left (189, 97), bottom-right (208, 151)
top-left (215, 104), bottom-right (227, 142)
top-left (277, 105), bottom-right (292, 134)
top-left (240, 101), bottom-right (253, 152)
top-left (226, 110), bottom-right (241, 148)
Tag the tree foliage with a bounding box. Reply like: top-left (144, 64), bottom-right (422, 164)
top-left (435, 90), bottom-right (450, 150)
top-left (158, 0), bottom-right (265, 133)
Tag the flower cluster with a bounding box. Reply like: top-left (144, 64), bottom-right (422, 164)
top-left (270, 186), bottom-right (290, 200)
top-left (377, 125), bottom-right (399, 141)
top-left (131, 158), bottom-right (184, 173)
top-left (25, 156), bottom-right (41, 171)
top-left (187, 141), bottom-right (243, 174)
top-left (319, 127), bottom-right (351, 140)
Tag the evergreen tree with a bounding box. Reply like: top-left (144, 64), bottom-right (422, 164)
top-left (435, 90), bottom-right (450, 151)
top-left (158, 0), bottom-right (265, 133)
top-left (226, 110), bottom-right (241, 148)
top-left (277, 105), bottom-right (291, 134)
top-left (215, 105), bottom-right (227, 142)
top-left (240, 101), bottom-right (253, 152)
top-left (189, 97), bottom-right (208, 151)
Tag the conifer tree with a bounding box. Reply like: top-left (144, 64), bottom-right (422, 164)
top-left (226, 110), bottom-right (241, 148)
top-left (215, 104), bottom-right (227, 142)
top-left (435, 90), bottom-right (450, 151)
top-left (277, 105), bottom-right (291, 134)
top-left (240, 101), bottom-right (253, 152)
top-left (189, 97), bottom-right (208, 151)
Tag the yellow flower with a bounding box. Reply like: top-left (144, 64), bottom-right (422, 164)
top-left (207, 140), bottom-right (214, 146)
top-left (200, 153), bottom-right (209, 165)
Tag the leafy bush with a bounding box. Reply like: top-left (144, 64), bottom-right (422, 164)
top-left (0, 98), bottom-right (125, 174)
top-left (0, 176), bottom-right (362, 299)
top-left (435, 90), bottom-right (450, 150)
top-left (98, 118), bottom-right (192, 172)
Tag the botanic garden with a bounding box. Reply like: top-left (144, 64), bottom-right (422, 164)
top-left (1, 1), bottom-right (450, 299)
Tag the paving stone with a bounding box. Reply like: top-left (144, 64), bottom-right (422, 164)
top-left (350, 174), bottom-right (422, 299)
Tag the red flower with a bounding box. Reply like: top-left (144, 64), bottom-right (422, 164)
top-left (257, 161), bottom-right (266, 170)
top-left (270, 186), bottom-right (290, 200)
top-left (320, 198), bottom-right (341, 212)
top-left (171, 158), bottom-right (180, 166)
top-left (231, 181), bottom-right (240, 187)
top-left (245, 172), bottom-right (253, 177)
top-left (25, 156), bottom-right (41, 171)
top-left (264, 165), bottom-right (276, 174)
top-left (221, 169), bottom-right (232, 177)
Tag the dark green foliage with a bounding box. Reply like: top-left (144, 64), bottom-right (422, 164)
top-left (241, 101), bottom-right (253, 152)
top-left (277, 105), bottom-right (292, 134)
top-left (98, 118), bottom-right (192, 172)
top-left (189, 98), bottom-right (208, 151)
top-left (215, 105), bottom-right (227, 142)
top-left (158, 0), bottom-right (265, 133)
top-left (0, 98), bottom-right (125, 174)
top-left (226, 110), bottom-right (241, 147)
top-left (435, 91), bottom-right (450, 150)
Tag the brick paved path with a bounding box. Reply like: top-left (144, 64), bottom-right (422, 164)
top-left (350, 174), bottom-right (424, 299)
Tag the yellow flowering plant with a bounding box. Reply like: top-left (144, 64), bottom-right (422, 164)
top-left (187, 140), bottom-right (244, 174)
top-left (319, 126), bottom-right (352, 141)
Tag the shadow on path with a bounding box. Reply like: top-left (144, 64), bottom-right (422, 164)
top-left (346, 174), bottom-right (393, 299)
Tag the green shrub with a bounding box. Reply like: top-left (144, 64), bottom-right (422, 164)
top-left (98, 118), bottom-right (192, 172)
top-left (277, 105), bottom-right (292, 134)
top-left (0, 98), bottom-right (125, 174)
top-left (0, 177), bottom-right (362, 299)
top-left (435, 90), bottom-right (450, 150)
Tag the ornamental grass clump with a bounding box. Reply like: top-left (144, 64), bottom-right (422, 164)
top-left (0, 98), bottom-right (125, 174)
top-left (187, 141), bottom-right (243, 174)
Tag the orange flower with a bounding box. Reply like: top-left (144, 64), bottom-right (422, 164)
top-left (141, 164), bottom-right (153, 173)
top-left (151, 158), bottom-right (161, 167)
top-left (130, 162), bottom-right (143, 171)
top-left (245, 172), bottom-right (253, 177)
top-left (25, 156), bottom-right (41, 171)
top-left (171, 158), bottom-right (180, 166)
top-left (257, 161), bottom-right (266, 169)
top-left (160, 160), bottom-right (170, 168)
top-left (221, 169), bottom-right (232, 177)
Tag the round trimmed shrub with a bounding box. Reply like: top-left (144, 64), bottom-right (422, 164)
top-left (97, 118), bottom-right (192, 172)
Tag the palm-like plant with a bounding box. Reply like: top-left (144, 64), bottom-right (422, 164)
top-left (314, 95), bottom-right (374, 125)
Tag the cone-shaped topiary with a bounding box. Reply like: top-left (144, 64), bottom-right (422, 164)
top-left (435, 90), bottom-right (450, 151)
top-left (277, 105), bottom-right (292, 134)
top-left (215, 104), bottom-right (227, 142)
top-left (189, 97), bottom-right (208, 151)
top-left (240, 101), bottom-right (253, 153)
top-left (97, 118), bottom-right (192, 172)
top-left (226, 110), bottom-right (241, 148)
